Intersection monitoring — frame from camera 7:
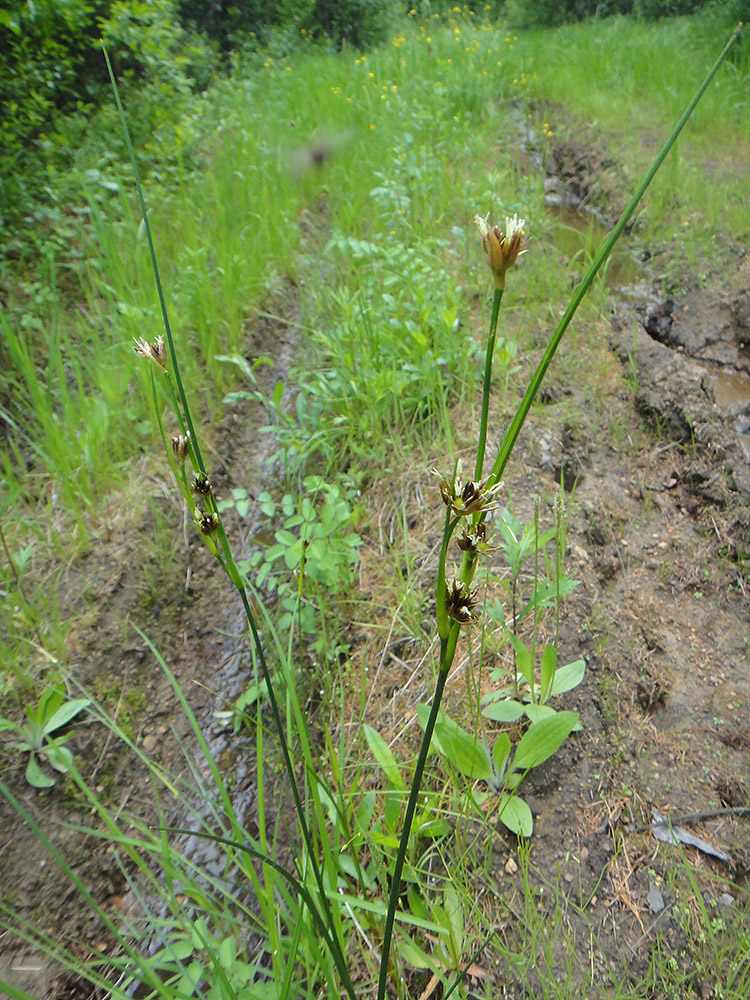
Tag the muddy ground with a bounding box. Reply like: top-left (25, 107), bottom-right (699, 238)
top-left (1, 134), bottom-right (749, 999)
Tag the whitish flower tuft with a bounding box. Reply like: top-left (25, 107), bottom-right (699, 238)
top-left (475, 213), bottom-right (528, 289)
top-left (133, 335), bottom-right (168, 374)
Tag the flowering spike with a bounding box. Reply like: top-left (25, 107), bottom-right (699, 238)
top-left (196, 510), bottom-right (220, 535)
top-left (191, 472), bottom-right (212, 497)
top-left (475, 213), bottom-right (528, 289)
top-left (133, 335), bottom-right (168, 374)
top-left (432, 460), bottom-right (502, 517)
top-left (456, 520), bottom-right (499, 555)
top-left (445, 579), bottom-right (481, 624)
top-left (171, 433), bottom-right (190, 462)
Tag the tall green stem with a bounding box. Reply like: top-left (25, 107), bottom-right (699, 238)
top-left (105, 47), bottom-right (356, 1000)
top-left (376, 624), bottom-right (459, 1000)
top-left (475, 287), bottom-right (503, 481)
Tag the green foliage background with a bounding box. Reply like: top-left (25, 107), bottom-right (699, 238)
top-left (0, 0), bottom-right (743, 257)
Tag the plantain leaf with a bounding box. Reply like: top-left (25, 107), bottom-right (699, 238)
top-left (416, 706), bottom-right (493, 783)
top-left (26, 754), bottom-right (55, 788)
top-left (364, 724), bottom-right (405, 791)
top-left (498, 794), bottom-right (533, 836)
top-left (539, 644), bottom-right (558, 703)
top-left (523, 704), bottom-right (557, 724)
top-left (507, 632), bottom-right (534, 692)
top-left (43, 698), bottom-right (90, 735)
top-left (482, 698), bottom-right (525, 723)
top-left (550, 659), bottom-right (586, 696)
top-left (513, 712), bottom-right (579, 772)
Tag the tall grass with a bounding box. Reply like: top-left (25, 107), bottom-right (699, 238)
top-left (3, 10), bottom-right (746, 513)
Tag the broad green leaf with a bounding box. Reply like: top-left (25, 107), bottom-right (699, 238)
top-left (444, 882), bottom-right (463, 946)
top-left (492, 732), bottom-right (511, 776)
top-left (415, 706), bottom-right (493, 783)
top-left (44, 743), bottom-right (73, 773)
top-left (274, 529), bottom-right (298, 547)
top-left (407, 885), bottom-right (430, 922)
top-left (385, 787), bottom-right (402, 831)
top-left (482, 699), bottom-right (525, 723)
top-left (219, 936), bottom-right (236, 969)
top-left (26, 754), bottom-right (55, 788)
top-left (540, 644), bottom-right (558, 703)
top-left (414, 814), bottom-right (450, 839)
top-left (507, 632), bottom-right (534, 693)
top-left (524, 704), bottom-right (557, 724)
top-left (257, 491), bottom-right (276, 517)
top-left (355, 790), bottom-right (376, 831)
top-left (37, 687), bottom-right (64, 721)
top-left (514, 712), bottom-right (579, 772)
top-left (392, 936), bottom-right (435, 972)
top-left (43, 698), bottom-right (90, 735)
top-left (0, 717), bottom-right (19, 733)
top-left (498, 794), bottom-right (533, 836)
top-left (363, 724), bottom-right (405, 790)
top-left (550, 659), bottom-right (586, 696)
top-left (152, 937), bottom-right (194, 963)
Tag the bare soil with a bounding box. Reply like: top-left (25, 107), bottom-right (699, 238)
top-left (1, 136), bottom-right (749, 1000)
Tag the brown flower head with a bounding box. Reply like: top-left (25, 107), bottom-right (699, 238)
top-left (171, 433), bottom-right (190, 462)
top-left (191, 472), bottom-right (212, 497)
top-left (475, 213), bottom-right (528, 289)
top-left (133, 335), bottom-right (168, 374)
top-left (196, 510), bottom-right (220, 535)
top-left (433, 461), bottom-right (502, 517)
top-left (445, 579), bottom-right (481, 624)
top-left (456, 520), bottom-right (499, 555)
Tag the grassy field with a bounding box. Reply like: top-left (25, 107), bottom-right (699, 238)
top-left (1, 8), bottom-right (749, 999)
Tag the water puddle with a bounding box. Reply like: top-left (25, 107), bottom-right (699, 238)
top-left (546, 195), bottom-right (750, 468)
top-left (705, 368), bottom-right (750, 462)
top-left (545, 203), bottom-right (642, 288)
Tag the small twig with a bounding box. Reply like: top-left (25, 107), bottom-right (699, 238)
top-left (631, 806), bottom-right (750, 834)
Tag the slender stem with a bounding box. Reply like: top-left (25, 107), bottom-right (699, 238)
top-left (234, 583), bottom-right (356, 1000)
top-left (475, 287), bottom-right (503, 481)
top-left (103, 46), bottom-right (206, 477)
top-left (377, 624), bottom-right (460, 1000)
top-left (104, 45), bottom-right (355, 1000)
top-left (486, 21), bottom-right (743, 492)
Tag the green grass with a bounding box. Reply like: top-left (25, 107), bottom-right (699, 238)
top-left (1, 7), bottom-right (748, 1000)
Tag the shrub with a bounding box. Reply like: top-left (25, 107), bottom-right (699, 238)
top-left (306, 0), bottom-right (391, 48)
top-left (503, 0), bottom-right (720, 27)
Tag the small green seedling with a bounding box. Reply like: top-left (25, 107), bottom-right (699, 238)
top-left (481, 639), bottom-right (586, 724)
top-left (415, 706), bottom-right (580, 836)
top-left (0, 686), bottom-right (90, 788)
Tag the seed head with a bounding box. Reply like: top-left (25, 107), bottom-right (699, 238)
top-left (133, 335), bottom-right (168, 374)
top-left (433, 460), bottom-right (502, 517)
top-left (171, 434), bottom-right (190, 462)
top-left (475, 213), bottom-right (528, 289)
top-left (196, 510), bottom-right (220, 535)
top-left (191, 472), bottom-right (212, 497)
top-left (445, 579), bottom-right (481, 624)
